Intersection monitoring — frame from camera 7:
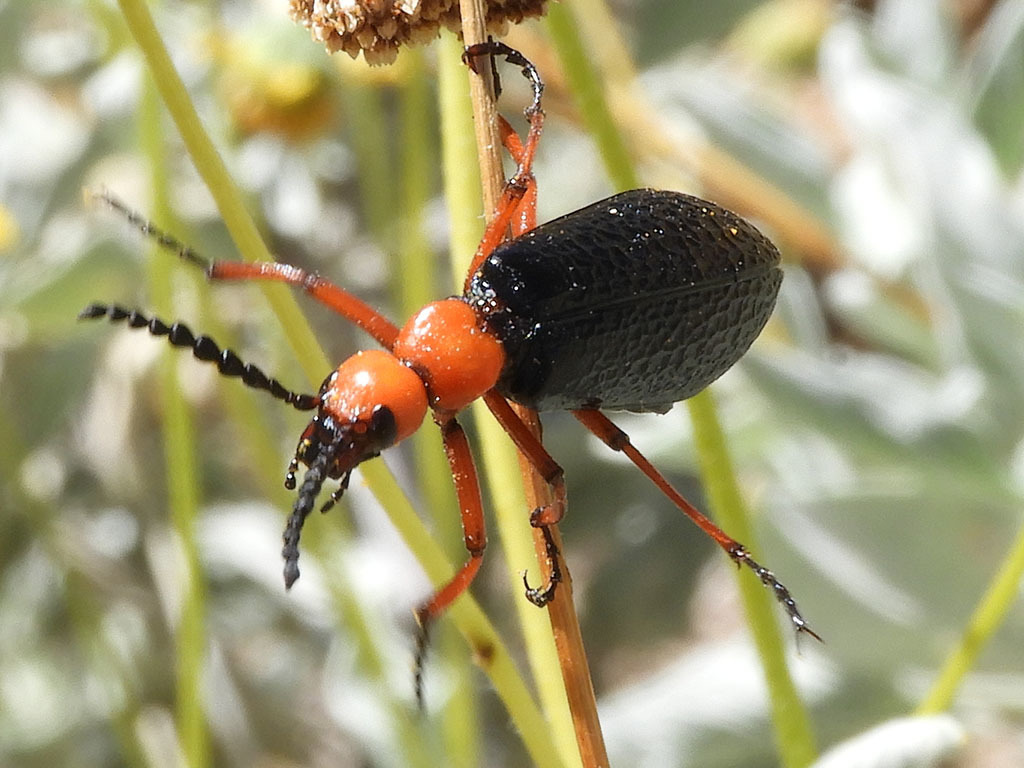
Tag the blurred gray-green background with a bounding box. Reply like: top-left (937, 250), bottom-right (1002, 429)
top-left (3, 0), bottom-right (1024, 766)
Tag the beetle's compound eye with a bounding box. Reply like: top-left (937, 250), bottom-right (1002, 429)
top-left (369, 404), bottom-right (398, 449)
top-left (317, 370), bottom-right (338, 397)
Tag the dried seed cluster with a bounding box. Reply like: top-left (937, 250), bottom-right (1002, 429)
top-left (289, 0), bottom-right (548, 65)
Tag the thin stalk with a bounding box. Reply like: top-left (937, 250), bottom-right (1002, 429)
top-left (456, 0), bottom-right (504, 214)
top-left (139, 71), bottom-right (209, 768)
top-left (115, 0), bottom-right (328, 382)
top-left (438, 32), bottom-right (580, 768)
top-left (549, 4), bottom-right (818, 766)
top-left (344, 82), bottom-right (395, 247)
top-left (114, 2), bottom-right (558, 763)
top-left (545, 2), bottom-right (638, 190)
top-left (395, 52), bottom-right (463, 559)
top-left (917, 515), bottom-right (1024, 713)
top-left (455, 2), bottom-right (605, 765)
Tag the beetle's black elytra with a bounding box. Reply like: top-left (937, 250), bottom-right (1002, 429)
top-left (469, 189), bottom-right (782, 413)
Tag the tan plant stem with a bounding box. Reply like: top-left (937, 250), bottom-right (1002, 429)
top-left (456, 2), bottom-right (609, 765)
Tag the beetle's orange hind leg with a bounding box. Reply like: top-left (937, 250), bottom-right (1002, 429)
top-left (413, 414), bottom-right (488, 707)
top-left (572, 409), bottom-right (822, 643)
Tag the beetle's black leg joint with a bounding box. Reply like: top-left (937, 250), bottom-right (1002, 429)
top-left (467, 35), bottom-right (503, 100)
top-left (522, 525), bottom-right (562, 607)
top-left (729, 544), bottom-right (823, 643)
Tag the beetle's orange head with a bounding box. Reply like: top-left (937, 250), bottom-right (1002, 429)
top-left (280, 350), bottom-right (429, 589)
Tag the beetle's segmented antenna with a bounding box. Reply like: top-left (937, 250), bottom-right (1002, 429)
top-left (282, 441), bottom-right (348, 588)
top-left (79, 303), bottom-right (319, 411)
top-left (282, 453), bottom-right (324, 589)
top-left (730, 545), bottom-right (823, 643)
top-left (463, 41), bottom-right (544, 118)
top-left (87, 188), bottom-right (211, 273)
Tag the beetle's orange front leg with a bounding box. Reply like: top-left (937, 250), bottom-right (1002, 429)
top-left (413, 413), bottom-right (487, 706)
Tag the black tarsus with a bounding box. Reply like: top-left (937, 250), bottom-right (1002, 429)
top-left (413, 610), bottom-right (432, 710)
top-left (463, 40), bottom-right (544, 118)
top-left (79, 303), bottom-right (319, 412)
top-left (729, 545), bottom-right (823, 643)
top-left (522, 525), bottom-right (562, 607)
top-left (320, 471), bottom-right (351, 514)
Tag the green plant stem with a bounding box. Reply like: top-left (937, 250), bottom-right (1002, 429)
top-left (138, 71), bottom-right (209, 768)
top-left (917, 515), bottom-right (1024, 713)
top-left (115, 0), bottom-right (327, 383)
top-left (344, 83), bottom-right (394, 248)
top-left (545, 2), bottom-right (638, 191)
top-left (549, 4), bottom-right (818, 766)
top-left (342, 61), bottom-right (474, 762)
top-left (115, 2), bottom-right (558, 763)
top-left (397, 49), bottom-right (479, 765)
top-left (688, 391), bottom-right (817, 767)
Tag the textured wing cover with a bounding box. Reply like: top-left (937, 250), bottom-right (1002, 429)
top-left (466, 189), bottom-right (782, 413)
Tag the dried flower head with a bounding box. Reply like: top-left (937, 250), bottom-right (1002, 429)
top-left (289, 0), bottom-right (548, 65)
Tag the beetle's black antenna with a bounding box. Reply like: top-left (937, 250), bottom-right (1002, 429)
top-left (79, 304), bottom-right (319, 412)
top-left (463, 40), bottom-right (544, 118)
top-left (281, 437), bottom-right (351, 588)
top-left (282, 448), bottom-right (326, 588)
top-left (86, 188), bottom-right (212, 273)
